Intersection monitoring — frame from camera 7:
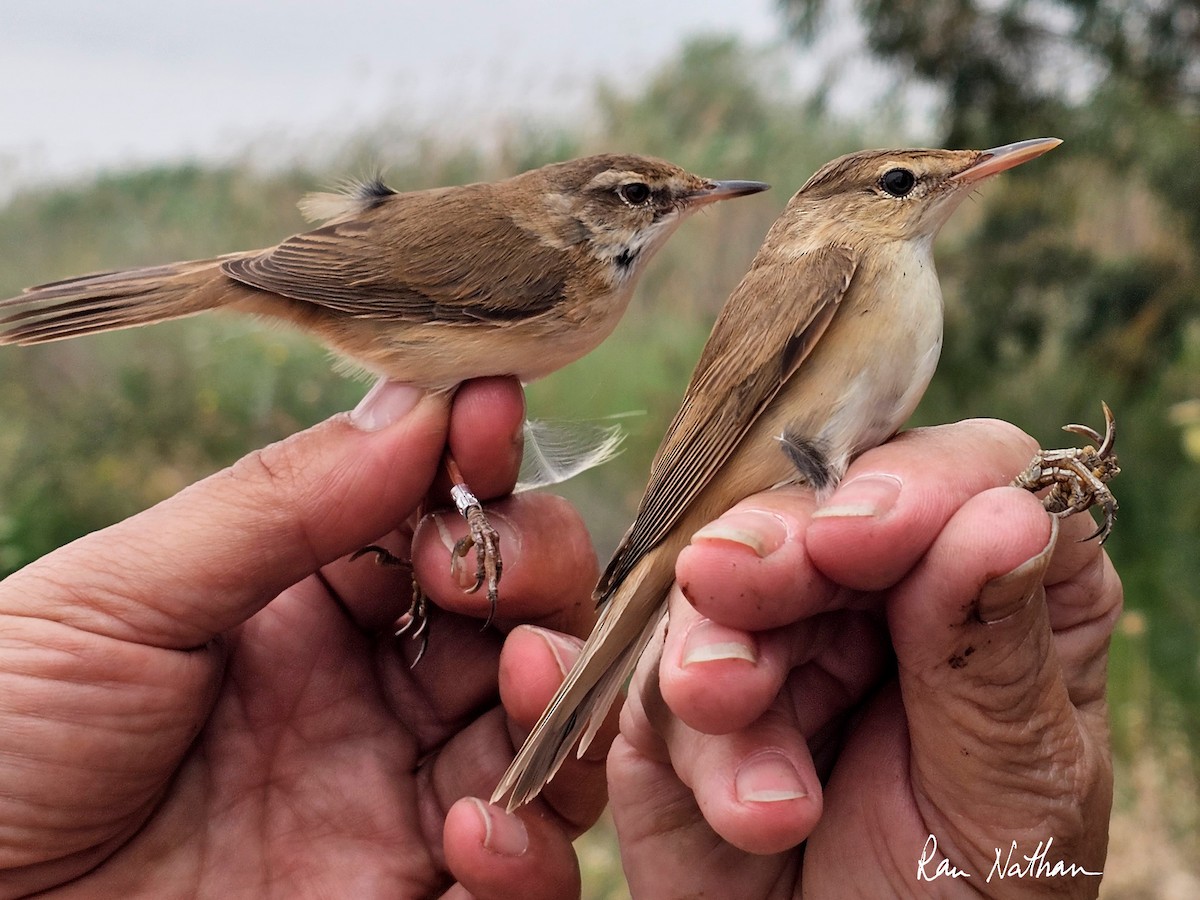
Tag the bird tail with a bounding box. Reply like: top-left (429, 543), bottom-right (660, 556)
top-left (0, 255), bottom-right (248, 346)
top-left (490, 558), bottom-right (672, 812)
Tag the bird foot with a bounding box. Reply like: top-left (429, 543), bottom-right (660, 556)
top-left (450, 485), bottom-right (502, 628)
top-left (1011, 402), bottom-right (1120, 543)
top-left (350, 544), bottom-right (430, 665)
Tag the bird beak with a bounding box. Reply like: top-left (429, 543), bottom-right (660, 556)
top-left (688, 179), bottom-right (771, 207)
top-left (953, 137), bottom-right (1062, 184)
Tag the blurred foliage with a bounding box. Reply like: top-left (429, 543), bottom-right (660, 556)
top-left (1, 23), bottom-right (1198, 892)
top-left (781, 0), bottom-right (1200, 763)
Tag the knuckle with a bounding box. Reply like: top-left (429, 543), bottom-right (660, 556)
top-left (232, 436), bottom-right (306, 493)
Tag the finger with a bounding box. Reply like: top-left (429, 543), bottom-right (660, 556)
top-left (364, 494), bottom-right (601, 727)
top-left (493, 625), bottom-right (614, 830)
top-left (417, 695), bottom-right (584, 897)
top-left (1043, 549), bottom-right (1122, 710)
top-left (659, 582), bottom-right (769, 733)
top-left (443, 798), bottom-right (580, 900)
top-left (675, 486), bottom-right (840, 631)
top-left (315, 377), bottom-right (528, 630)
top-left (660, 577), bottom-right (889, 737)
top-left (0, 381), bottom-right (449, 647)
top-left (411, 494), bottom-right (598, 628)
top-left (805, 418), bottom-right (1040, 591)
top-left (434, 376), bottom-right (526, 502)
top-left (620, 634), bottom-right (820, 857)
top-left (887, 486), bottom-right (1111, 871)
top-left (674, 420), bottom-right (1046, 628)
top-left (608, 733), bottom-right (788, 899)
top-left (323, 487), bottom-right (598, 640)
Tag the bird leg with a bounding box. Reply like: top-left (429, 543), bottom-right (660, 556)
top-left (446, 455), bottom-right (502, 628)
top-left (1011, 402), bottom-right (1120, 543)
top-left (350, 537), bottom-right (431, 665)
top-left (350, 453), bottom-right (502, 665)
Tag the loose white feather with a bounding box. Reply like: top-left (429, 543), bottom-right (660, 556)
top-left (515, 416), bottom-right (636, 492)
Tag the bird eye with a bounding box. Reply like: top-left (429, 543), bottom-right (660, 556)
top-left (618, 182), bottom-right (652, 205)
top-left (880, 168), bottom-right (917, 197)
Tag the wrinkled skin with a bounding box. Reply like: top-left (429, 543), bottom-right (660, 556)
top-left (0, 378), bottom-right (609, 900)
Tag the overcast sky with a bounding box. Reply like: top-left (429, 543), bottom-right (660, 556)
top-left (0, 0), bottom-right (808, 188)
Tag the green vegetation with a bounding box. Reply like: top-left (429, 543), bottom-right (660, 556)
top-left (2, 21), bottom-right (1197, 893)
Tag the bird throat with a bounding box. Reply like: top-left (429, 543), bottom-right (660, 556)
top-left (614, 247), bottom-right (639, 271)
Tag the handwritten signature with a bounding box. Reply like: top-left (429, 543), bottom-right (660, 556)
top-left (917, 834), bottom-right (1103, 883)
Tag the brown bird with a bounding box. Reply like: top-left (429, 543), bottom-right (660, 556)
top-left (0, 154), bottom-right (768, 642)
top-left (492, 138), bottom-right (1062, 810)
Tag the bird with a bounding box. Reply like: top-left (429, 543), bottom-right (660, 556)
top-left (491, 137), bottom-right (1063, 810)
top-left (0, 154), bottom-right (769, 647)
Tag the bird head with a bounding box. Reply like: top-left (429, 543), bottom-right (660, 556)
top-left (784, 138), bottom-right (1062, 247)
top-left (523, 154), bottom-right (769, 284)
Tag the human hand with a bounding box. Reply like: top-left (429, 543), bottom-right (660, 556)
top-left (0, 377), bottom-right (603, 900)
top-left (602, 420), bottom-right (1118, 897)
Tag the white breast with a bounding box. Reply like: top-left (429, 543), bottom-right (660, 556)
top-left (651, 234), bottom-right (949, 504)
top-left (805, 235), bottom-right (946, 475)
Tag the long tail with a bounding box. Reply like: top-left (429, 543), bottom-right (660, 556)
top-left (0, 255), bottom-right (250, 346)
top-left (491, 555), bottom-right (673, 812)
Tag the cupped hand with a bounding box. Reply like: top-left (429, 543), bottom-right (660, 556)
top-left (0, 377), bottom-right (603, 900)
top-left (604, 419), bottom-right (1119, 898)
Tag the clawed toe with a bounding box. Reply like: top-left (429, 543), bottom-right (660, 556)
top-left (1011, 402), bottom-right (1120, 544)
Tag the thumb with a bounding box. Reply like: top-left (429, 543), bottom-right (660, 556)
top-left (0, 381), bottom-right (449, 647)
top-left (886, 488), bottom-right (1092, 861)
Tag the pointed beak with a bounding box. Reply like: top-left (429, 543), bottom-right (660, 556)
top-left (952, 137), bottom-right (1062, 184)
top-left (687, 179), bottom-right (770, 207)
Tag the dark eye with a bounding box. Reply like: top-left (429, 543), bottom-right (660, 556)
top-left (618, 182), bottom-right (651, 205)
top-left (880, 168), bottom-right (917, 197)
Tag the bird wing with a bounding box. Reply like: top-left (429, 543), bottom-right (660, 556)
top-left (221, 185), bottom-right (571, 324)
top-left (597, 244), bottom-right (859, 599)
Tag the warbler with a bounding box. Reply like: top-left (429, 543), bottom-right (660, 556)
top-left (0, 154), bottom-right (769, 636)
top-left (491, 138), bottom-right (1063, 810)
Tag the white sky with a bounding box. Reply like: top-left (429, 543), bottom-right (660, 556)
top-left (0, 0), bottom-right (806, 188)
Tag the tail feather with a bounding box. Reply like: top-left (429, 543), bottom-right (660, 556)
top-left (0, 258), bottom-right (243, 346)
top-left (491, 558), bottom-right (672, 812)
top-left (574, 613), bottom-right (662, 759)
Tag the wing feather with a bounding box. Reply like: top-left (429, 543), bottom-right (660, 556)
top-left (221, 184), bottom-right (570, 324)
top-left (598, 244), bottom-right (859, 598)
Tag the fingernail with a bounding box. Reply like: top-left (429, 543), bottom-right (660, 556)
top-left (978, 516), bottom-right (1059, 624)
top-left (469, 798), bottom-right (529, 857)
top-left (528, 625), bottom-right (583, 676)
top-left (350, 380), bottom-right (424, 431)
top-left (735, 750), bottom-right (807, 803)
top-left (812, 473), bottom-right (903, 519)
top-left (690, 510), bottom-right (787, 558)
top-left (682, 618), bottom-right (757, 667)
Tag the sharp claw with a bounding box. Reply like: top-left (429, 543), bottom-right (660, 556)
top-left (1062, 423), bottom-right (1102, 444)
top-left (351, 544), bottom-right (410, 568)
top-left (397, 614), bottom-right (430, 664)
top-left (353, 543), bottom-right (431, 662)
top-left (1097, 500), bottom-right (1118, 545)
top-left (395, 591), bottom-right (430, 666)
top-left (410, 633), bottom-right (428, 667)
top-left (1013, 404), bottom-right (1120, 542)
top-left (451, 535), bottom-right (485, 593)
top-left (1083, 518), bottom-right (1108, 543)
top-left (1098, 400), bottom-right (1117, 457)
top-left (457, 504), bottom-right (501, 628)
